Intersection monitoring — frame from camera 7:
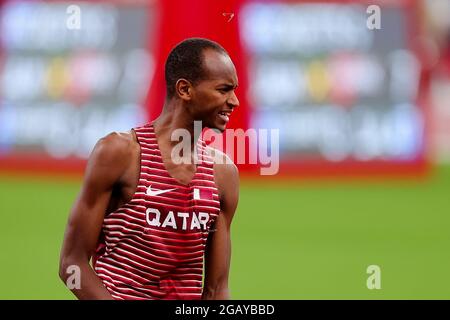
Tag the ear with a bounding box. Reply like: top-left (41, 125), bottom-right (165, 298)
top-left (175, 78), bottom-right (193, 101)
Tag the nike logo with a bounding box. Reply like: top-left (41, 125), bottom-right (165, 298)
top-left (146, 185), bottom-right (176, 197)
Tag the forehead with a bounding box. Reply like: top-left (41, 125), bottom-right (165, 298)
top-left (201, 49), bottom-right (238, 84)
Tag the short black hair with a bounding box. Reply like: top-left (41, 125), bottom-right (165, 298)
top-left (165, 38), bottom-right (228, 98)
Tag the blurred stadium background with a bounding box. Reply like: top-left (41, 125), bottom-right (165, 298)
top-left (0, 0), bottom-right (449, 299)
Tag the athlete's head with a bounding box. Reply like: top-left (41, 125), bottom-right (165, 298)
top-left (165, 37), bottom-right (239, 132)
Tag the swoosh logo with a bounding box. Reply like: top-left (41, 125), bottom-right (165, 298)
top-left (146, 185), bottom-right (176, 197)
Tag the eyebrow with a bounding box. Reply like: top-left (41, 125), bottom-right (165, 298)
top-left (216, 83), bottom-right (238, 89)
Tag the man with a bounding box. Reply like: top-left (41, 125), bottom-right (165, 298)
top-left (59, 38), bottom-right (240, 300)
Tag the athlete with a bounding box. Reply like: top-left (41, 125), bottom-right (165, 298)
top-left (59, 38), bottom-right (240, 300)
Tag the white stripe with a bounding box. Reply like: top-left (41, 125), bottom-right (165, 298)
top-left (96, 266), bottom-right (154, 288)
top-left (101, 257), bottom-right (162, 281)
top-left (103, 252), bottom-right (203, 282)
top-left (104, 218), bottom-right (210, 240)
top-left (106, 210), bottom-right (144, 224)
top-left (120, 237), bottom-right (205, 260)
top-left (107, 230), bottom-right (207, 256)
top-left (121, 204), bottom-right (147, 210)
top-left (102, 269), bottom-right (203, 292)
top-left (138, 138), bottom-right (157, 144)
top-left (134, 190), bottom-right (220, 206)
top-left (133, 195), bottom-right (220, 211)
top-left (117, 206), bottom-right (146, 215)
top-left (138, 141), bottom-right (157, 148)
top-left (99, 256), bottom-right (203, 284)
top-left (135, 130), bottom-right (154, 134)
top-left (96, 260), bottom-right (158, 284)
top-left (141, 159), bottom-right (166, 167)
top-left (139, 173), bottom-right (219, 192)
top-left (104, 279), bottom-right (186, 299)
top-left (119, 241), bottom-right (203, 264)
top-left (105, 231), bottom-right (205, 251)
top-left (104, 218), bottom-right (145, 230)
top-left (114, 241), bottom-right (203, 266)
top-left (95, 259), bottom-right (164, 284)
top-left (138, 137), bottom-right (157, 143)
top-left (140, 146), bottom-right (158, 153)
top-left (140, 164), bottom-right (215, 179)
top-left (140, 149), bottom-right (161, 157)
top-left (140, 161), bottom-right (215, 178)
top-left (98, 273), bottom-right (160, 298)
top-left (99, 251), bottom-right (168, 276)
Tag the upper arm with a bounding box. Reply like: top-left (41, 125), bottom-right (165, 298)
top-left (203, 148), bottom-right (239, 298)
top-left (60, 132), bottom-right (130, 262)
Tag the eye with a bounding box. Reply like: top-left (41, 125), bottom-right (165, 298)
top-left (218, 86), bottom-right (235, 93)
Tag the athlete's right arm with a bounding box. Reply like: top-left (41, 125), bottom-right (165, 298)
top-left (59, 133), bottom-right (129, 300)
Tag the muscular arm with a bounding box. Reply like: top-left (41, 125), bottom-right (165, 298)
top-left (59, 132), bottom-right (131, 300)
top-left (202, 150), bottom-right (239, 300)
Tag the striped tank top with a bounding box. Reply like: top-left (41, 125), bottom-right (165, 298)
top-left (93, 123), bottom-right (221, 300)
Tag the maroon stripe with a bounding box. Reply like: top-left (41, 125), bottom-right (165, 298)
top-left (95, 123), bottom-right (221, 299)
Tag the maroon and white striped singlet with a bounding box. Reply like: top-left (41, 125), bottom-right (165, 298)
top-left (93, 123), bottom-right (221, 300)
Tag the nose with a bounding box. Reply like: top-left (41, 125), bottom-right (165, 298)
top-left (227, 91), bottom-right (240, 108)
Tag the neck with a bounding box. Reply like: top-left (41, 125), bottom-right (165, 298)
top-left (152, 98), bottom-right (201, 149)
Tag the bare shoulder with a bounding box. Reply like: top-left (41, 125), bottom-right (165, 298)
top-left (205, 147), bottom-right (238, 179)
top-left (205, 147), bottom-right (239, 203)
top-left (87, 130), bottom-right (138, 175)
top-left (95, 130), bottom-right (137, 156)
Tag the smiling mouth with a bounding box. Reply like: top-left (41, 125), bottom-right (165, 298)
top-left (218, 111), bottom-right (231, 123)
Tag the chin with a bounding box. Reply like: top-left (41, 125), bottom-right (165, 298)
top-left (207, 125), bottom-right (225, 134)
top-left (214, 121), bottom-right (228, 133)
top-left (204, 119), bottom-right (227, 133)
